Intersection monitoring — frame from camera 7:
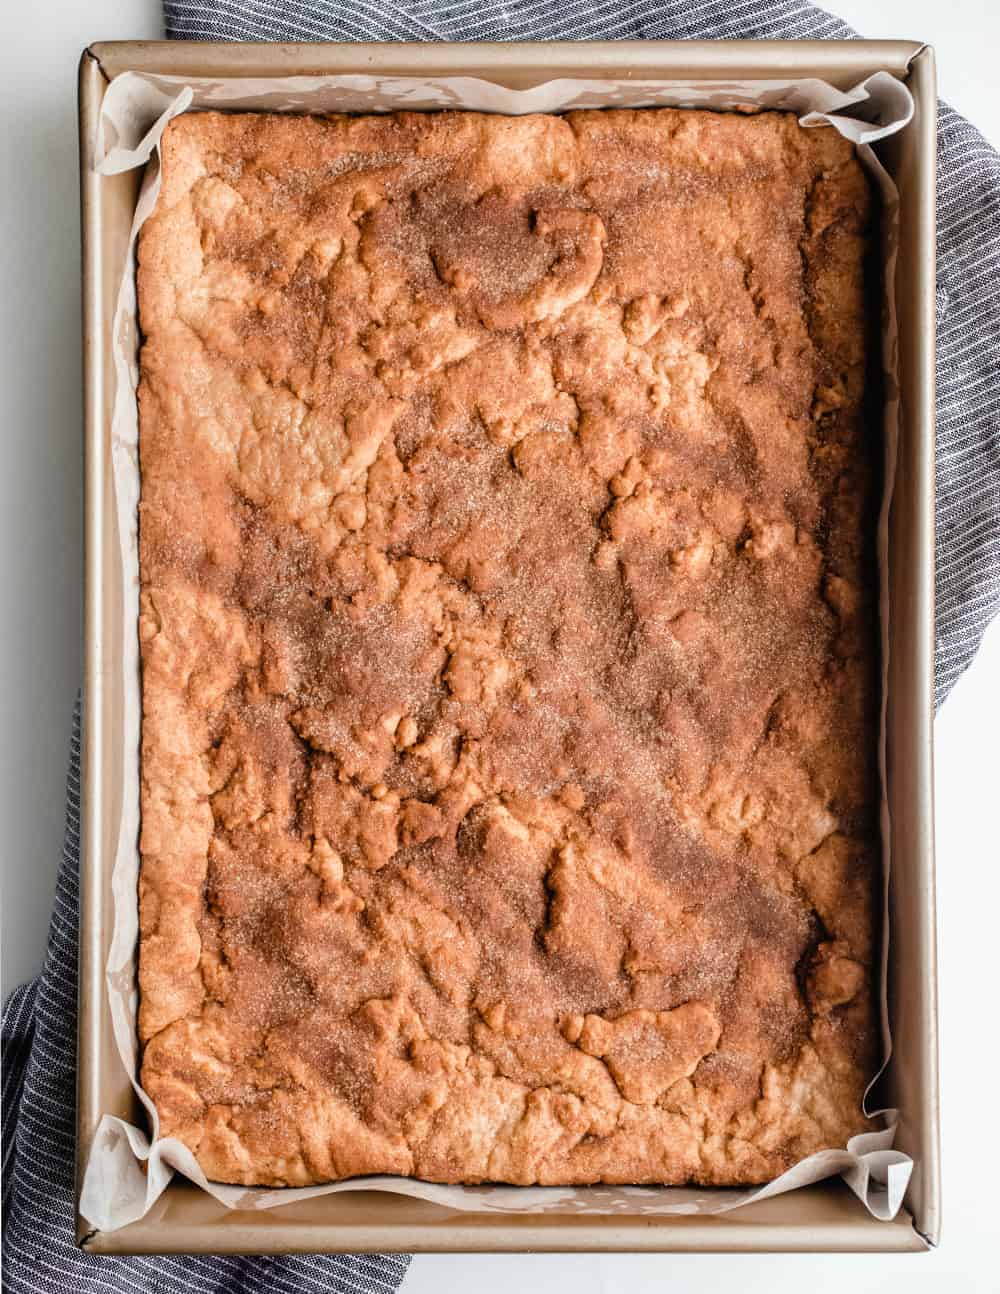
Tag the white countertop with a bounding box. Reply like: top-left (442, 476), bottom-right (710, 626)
top-left (2, 1), bottom-right (997, 1286)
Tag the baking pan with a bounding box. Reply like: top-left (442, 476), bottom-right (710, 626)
top-left (78, 39), bottom-right (938, 1253)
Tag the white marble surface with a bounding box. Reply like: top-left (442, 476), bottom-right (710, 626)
top-left (1, 1), bottom-right (997, 1285)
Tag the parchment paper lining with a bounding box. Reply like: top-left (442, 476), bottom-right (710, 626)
top-left (80, 68), bottom-right (913, 1232)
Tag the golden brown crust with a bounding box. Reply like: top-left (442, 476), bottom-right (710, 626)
top-left (136, 107), bottom-right (878, 1188)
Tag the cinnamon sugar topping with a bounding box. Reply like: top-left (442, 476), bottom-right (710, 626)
top-left (137, 107), bottom-right (878, 1188)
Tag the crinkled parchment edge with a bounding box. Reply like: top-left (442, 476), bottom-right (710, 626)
top-left (81, 68), bottom-right (913, 1231)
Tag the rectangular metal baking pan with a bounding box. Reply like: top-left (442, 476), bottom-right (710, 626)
top-left (78, 38), bottom-right (938, 1253)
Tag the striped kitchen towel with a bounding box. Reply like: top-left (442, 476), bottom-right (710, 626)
top-left (1, 705), bottom-right (412, 1292)
top-left (160, 0), bottom-right (1000, 709)
top-left (3, 1), bottom-right (998, 1289)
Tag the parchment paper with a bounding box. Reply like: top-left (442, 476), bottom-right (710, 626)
top-left (80, 67), bottom-right (913, 1233)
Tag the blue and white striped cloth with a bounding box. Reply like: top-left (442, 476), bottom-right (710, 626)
top-left (4, 1), bottom-right (998, 1288)
top-left (158, 3), bottom-right (1000, 712)
top-left (2, 706), bottom-right (412, 1292)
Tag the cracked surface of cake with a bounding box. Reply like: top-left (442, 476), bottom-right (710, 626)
top-left (136, 107), bottom-right (878, 1187)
